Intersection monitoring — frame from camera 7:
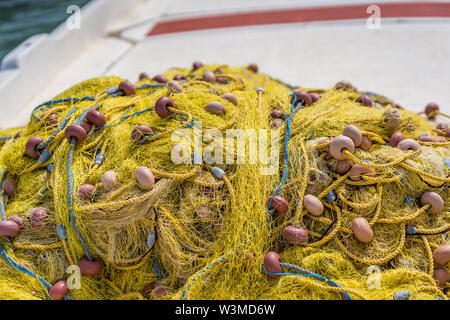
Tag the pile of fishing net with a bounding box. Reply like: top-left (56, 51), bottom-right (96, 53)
top-left (0, 63), bottom-right (448, 300)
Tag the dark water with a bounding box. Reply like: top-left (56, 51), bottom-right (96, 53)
top-left (0, 0), bottom-right (91, 62)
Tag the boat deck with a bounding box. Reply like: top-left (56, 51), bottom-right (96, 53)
top-left (0, 0), bottom-right (449, 127)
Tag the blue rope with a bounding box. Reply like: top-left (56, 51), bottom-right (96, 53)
top-left (152, 258), bottom-right (164, 278)
top-left (0, 169), bottom-right (9, 221)
top-left (180, 251), bottom-right (232, 300)
top-left (138, 132), bottom-right (158, 145)
top-left (31, 96), bottom-right (95, 121)
top-left (0, 170), bottom-right (13, 246)
top-left (74, 108), bottom-right (93, 125)
top-left (178, 113), bottom-right (197, 129)
top-left (87, 106), bottom-right (155, 137)
top-left (34, 186), bottom-right (49, 200)
top-left (138, 112), bottom-right (196, 145)
top-left (0, 246), bottom-right (53, 300)
top-left (107, 83), bottom-right (165, 98)
top-left (290, 93), bottom-right (297, 113)
top-left (67, 138), bottom-right (92, 261)
top-left (136, 83), bottom-right (166, 90)
top-left (37, 108), bottom-right (78, 153)
top-left (70, 169), bottom-right (75, 193)
top-left (0, 193), bottom-right (7, 222)
top-left (262, 267), bottom-right (352, 300)
top-left (84, 102), bottom-right (196, 145)
top-left (267, 93), bottom-right (299, 211)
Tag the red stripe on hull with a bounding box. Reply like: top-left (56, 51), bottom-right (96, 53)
top-left (147, 2), bottom-right (450, 36)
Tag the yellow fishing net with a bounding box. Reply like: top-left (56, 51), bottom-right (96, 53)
top-left (0, 64), bottom-right (448, 300)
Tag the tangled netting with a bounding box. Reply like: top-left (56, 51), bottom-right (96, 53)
top-left (0, 64), bottom-right (448, 300)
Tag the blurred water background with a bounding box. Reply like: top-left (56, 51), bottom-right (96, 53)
top-left (0, 0), bottom-right (91, 62)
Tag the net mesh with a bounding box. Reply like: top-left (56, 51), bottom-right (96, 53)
top-left (0, 64), bottom-right (448, 300)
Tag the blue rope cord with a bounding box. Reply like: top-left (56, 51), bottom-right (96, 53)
top-left (138, 112), bottom-right (197, 145)
top-left (31, 83), bottom-right (166, 122)
top-left (74, 108), bottom-right (93, 125)
top-left (0, 246), bottom-right (53, 300)
top-left (136, 83), bottom-right (166, 90)
top-left (267, 93), bottom-right (300, 211)
top-left (87, 106), bottom-right (154, 137)
top-left (262, 266), bottom-right (352, 300)
top-left (180, 251), bottom-right (233, 300)
top-left (178, 113), bottom-right (197, 129)
top-left (70, 169), bottom-right (75, 193)
top-left (137, 132), bottom-right (158, 145)
top-left (0, 170), bottom-right (13, 246)
top-left (67, 138), bottom-right (92, 261)
top-left (152, 258), bottom-right (164, 278)
top-left (0, 169), bottom-right (8, 221)
top-left (34, 186), bottom-right (49, 200)
top-left (31, 96), bottom-right (95, 121)
top-left (81, 101), bottom-right (196, 145)
top-left (0, 193), bottom-right (6, 222)
top-left (37, 108), bottom-right (78, 153)
top-left (279, 262), bottom-right (351, 300)
top-left (107, 83), bottom-right (166, 98)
